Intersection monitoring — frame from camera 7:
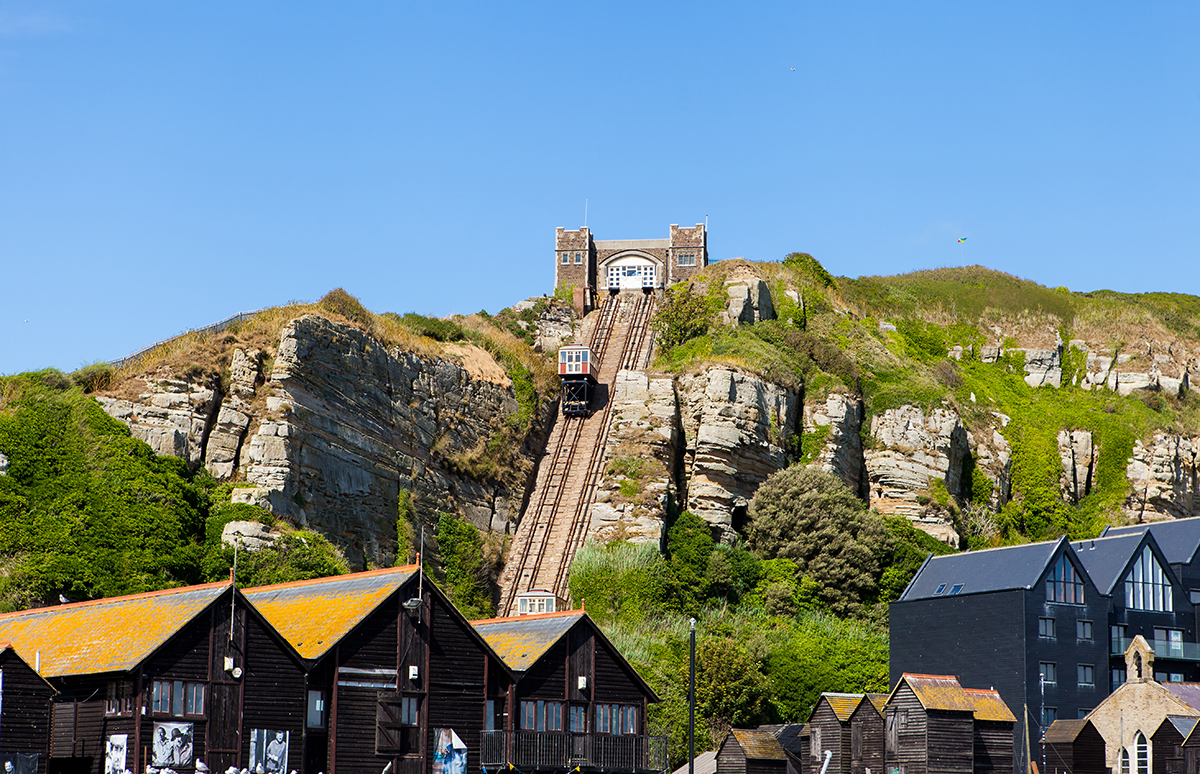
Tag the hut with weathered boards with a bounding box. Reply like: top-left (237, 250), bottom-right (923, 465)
top-left (715, 729), bottom-right (786, 774)
top-left (0, 567), bottom-right (665, 774)
top-left (848, 695), bottom-right (886, 774)
top-left (1043, 719), bottom-right (1106, 774)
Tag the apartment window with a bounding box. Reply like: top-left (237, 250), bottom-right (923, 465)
top-left (1047, 554), bottom-right (1084, 604)
top-left (1155, 627), bottom-right (1184, 656)
top-left (151, 680), bottom-right (204, 717)
top-left (1078, 708), bottom-right (1092, 719)
top-left (1077, 620), bottom-right (1093, 640)
top-left (106, 681), bottom-right (135, 716)
top-left (1039, 617), bottom-right (1056, 638)
top-left (1078, 664), bottom-right (1094, 687)
top-left (1112, 667), bottom-right (1127, 688)
top-left (569, 705), bottom-right (587, 732)
top-left (1040, 662), bottom-right (1057, 685)
top-left (1112, 624), bottom-right (1128, 653)
top-left (307, 690), bottom-right (328, 729)
top-left (1171, 673), bottom-right (1185, 683)
top-left (1042, 706), bottom-right (1057, 726)
top-left (1126, 545), bottom-right (1172, 612)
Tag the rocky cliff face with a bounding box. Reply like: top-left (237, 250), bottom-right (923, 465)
top-left (99, 313), bottom-right (552, 564)
top-left (678, 368), bottom-right (800, 539)
top-left (1126, 434), bottom-right (1200, 521)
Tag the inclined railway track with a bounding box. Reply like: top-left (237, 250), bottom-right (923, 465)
top-left (497, 293), bottom-right (656, 616)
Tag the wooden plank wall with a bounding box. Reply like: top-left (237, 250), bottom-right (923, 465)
top-left (849, 705), bottom-right (884, 774)
top-left (332, 597), bottom-right (400, 774)
top-left (425, 593), bottom-right (486, 774)
top-left (924, 711), bottom-right (972, 774)
top-left (808, 702), bottom-right (849, 774)
top-left (716, 736), bottom-right (747, 774)
top-left (241, 611), bottom-right (305, 774)
top-left (0, 652), bottom-right (53, 774)
top-left (885, 686), bottom-right (928, 774)
top-left (971, 722), bottom-right (1013, 774)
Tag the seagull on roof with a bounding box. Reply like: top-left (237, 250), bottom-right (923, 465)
top-left (58, 593), bottom-right (70, 604)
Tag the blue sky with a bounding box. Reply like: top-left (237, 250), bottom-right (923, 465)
top-left (2, 2), bottom-right (1197, 375)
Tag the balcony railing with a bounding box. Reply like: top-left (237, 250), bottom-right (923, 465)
top-left (1111, 637), bottom-right (1200, 661)
top-left (480, 730), bottom-right (668, 773)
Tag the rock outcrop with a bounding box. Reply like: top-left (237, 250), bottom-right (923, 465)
top-left (1125, 434), bottom-right (1200, 521)
top-left (97, 375), bottom-right (221, 466)
top-left (588, 370), bottom-right (679, 546)
top-left (1058, 430), bottom-right (1095, 504)
top-left (678, 368), bottom-right (799, 539)
top-left (803, 393), bottom-right (866, 498)
top-left (721, 280), bottom-right (776, 326)
top-left (101, 314), bottom-right (551, 565)
top-left (865, 405), bottom-right (970, 544)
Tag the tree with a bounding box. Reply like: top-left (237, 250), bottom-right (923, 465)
top-left (651, 283), bottom-right (717, 350)
top-left (746, 466), bottom-right (892, 616)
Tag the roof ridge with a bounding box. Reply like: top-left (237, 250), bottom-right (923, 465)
top-left (0, 581), bottom-right (231, 620)
top-left (244, 565), bottom-right (417, 593)
top-left (471, 609), bottom-right (586, 625)
top-left (964, 687), bottom-right (1000, 694)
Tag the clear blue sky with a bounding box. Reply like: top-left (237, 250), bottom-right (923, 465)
top-left (2, 2), bottom-right (1197, 375)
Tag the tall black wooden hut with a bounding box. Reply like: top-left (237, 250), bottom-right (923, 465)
top-left (1152, 716), bottom-right (1198, 774)
top-left (962, 688), bottom-right (1014, 774)
top-left (848, 695), bottom-right (885, 774)
top-left (472, 610), bottom-right (665, 774)
top-left (885, 674), bottom-right (976, 774)
top-left (0, 645), bottom-right (55, 774)
top-left (1177, 718), bottom-right (1200, 774)
top-left (1043, 719), bottom-right (1106, 774)
top-left (717, 729), bottom-right (787, 774)
top-left (807, 693), bottom-right (862, 774)
top-left (0, 582), bottom-right (308, 774)
top-left (245, 565), bottom-right (514, 774)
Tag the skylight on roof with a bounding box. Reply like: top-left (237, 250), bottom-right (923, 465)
top-left (935, 584), bottom-right (947, 595)
top-left (949, 584), bottom-right (964, 595)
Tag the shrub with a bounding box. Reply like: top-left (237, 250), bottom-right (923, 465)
top-left (652, 283), bottom-right (720, 350)
top-left (319, 288), bottom-right (372, 327)
top-left (71, 362), bottom-right (116, 393)
top-left (436, 513), bottom-right (494, 620)
top-left (782, 252), bottom-right (835, 288)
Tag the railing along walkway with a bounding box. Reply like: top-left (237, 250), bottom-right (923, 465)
top-left (480, 730), bottom-right (668, 773)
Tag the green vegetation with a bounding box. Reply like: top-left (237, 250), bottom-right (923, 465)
top-left (435, 513), bottom-right (501, 620)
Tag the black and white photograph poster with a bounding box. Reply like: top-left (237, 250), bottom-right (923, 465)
top-left (106, 734), bottom-right (128, 774)
top-left (2, 755), bottom-right (39, 774)
top-left (152, 722), bottom-right (194, 768)
top-left (249, 729), bottom-right (289, 774)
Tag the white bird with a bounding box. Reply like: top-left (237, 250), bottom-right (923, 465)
top-left (58, 594), bottom-right (69, 604)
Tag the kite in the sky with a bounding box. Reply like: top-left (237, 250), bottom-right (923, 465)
top-left (958, 237), bottom-right (968, 243)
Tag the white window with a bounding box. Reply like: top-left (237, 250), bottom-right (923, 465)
top-left (1126, 545), bottom-right (1172, 612)
top-left (1047, 554), bottom-right (1084, 604)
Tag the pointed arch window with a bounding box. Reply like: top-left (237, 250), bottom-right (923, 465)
top-left (1046, 554), bottom-right (1084, 604)
top-left (1125, 545), bottom-right (1173, 612)
top-left (1134, 732), bottom-right (1149, 774)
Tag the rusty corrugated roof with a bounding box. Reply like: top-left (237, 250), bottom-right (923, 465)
top-left (0, 582), bottom-right (230, 678)
top-left (964, 688), bottom-right (1016, 723)
top-left (471, 610), bottom-right (585, 672)
top-left (821, 693), bottom-right (864, 721)
top-left (244, 566), bottom-right (417, 660)
top-left (893, 673), bottom-right (977, 713)
top-left (729, 729), bottom-right (786, 760)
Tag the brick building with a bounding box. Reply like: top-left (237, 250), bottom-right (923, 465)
top-left (554, 224), bottom-right (708, 305)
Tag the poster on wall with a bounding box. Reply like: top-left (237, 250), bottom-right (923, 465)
top-left (1, 755), bottom-right (39, 774)
top-left (152, 722), bottom-right (194, 768)
top-left (432, 729), bottom-right (467, 774)
top-left (106, 734), bottom-right (129, 774)
top-left (248, 730), bottom-right (289, 774)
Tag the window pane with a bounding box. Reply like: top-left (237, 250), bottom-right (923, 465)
top-left (570, 705), bottom-right (586, 732)
top-left (308, 690), bottom-right (327, 729)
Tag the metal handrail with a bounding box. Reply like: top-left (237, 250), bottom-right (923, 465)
top-left (480, 730), bottom-right (668, 773)
top-left (1111, 637), bottom-right (1200, 661)
top-left (108, 309), bottom-right (263, 369)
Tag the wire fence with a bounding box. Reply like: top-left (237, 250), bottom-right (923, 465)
top-left (108, 309), bottom-right (263, 370)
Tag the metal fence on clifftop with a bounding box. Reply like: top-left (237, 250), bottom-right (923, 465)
top-left (108, 309), bottom-right (263, 371)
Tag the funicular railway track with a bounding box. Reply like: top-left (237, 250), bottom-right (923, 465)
top-left (498, 292), bottom-right (656, 616)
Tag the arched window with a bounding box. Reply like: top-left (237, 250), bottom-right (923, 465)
top-left (1120, 747), bottom-right (1130, 774)
top-left (1046, 554), bottom-right (1084, 604)
top-left (1125, 545), bottom-right (1173, 612)
top-left (1134, 732), bottom-right (1149, 774)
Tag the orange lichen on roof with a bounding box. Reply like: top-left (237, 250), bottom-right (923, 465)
top-left (472, 611), bottom-right (585, 672)
top-left (244, 566), bottom-right (417, 660)
top-left (965, 688), bottom-right (1017, 723)
top-left (821, 693), bottom-right (865, 721)
top-left (0, 582), bottom-right (230, 678)
top-left (868, 693), bottom-right (888, 715)
top-left (729, 729), bottom-right (786, 760)
top-left (895, 673), bottom-right (978, 712)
